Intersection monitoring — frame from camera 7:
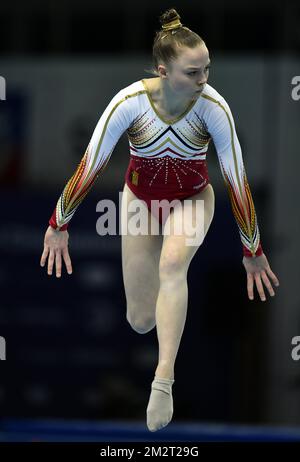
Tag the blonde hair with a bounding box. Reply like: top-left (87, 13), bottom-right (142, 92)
top-left (145, 8), bottom-right (205, 77)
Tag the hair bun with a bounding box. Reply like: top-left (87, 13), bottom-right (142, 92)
top-left (159, 8), bottom-right (182, 31)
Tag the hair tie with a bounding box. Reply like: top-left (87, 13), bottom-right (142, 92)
top-left (161, 18), bottom-right (182, 31)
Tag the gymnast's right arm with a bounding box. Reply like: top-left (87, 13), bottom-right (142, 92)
top-left (40, 89), bottom-right (133, 277)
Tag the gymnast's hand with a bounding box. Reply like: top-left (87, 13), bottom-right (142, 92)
top-left (242, 253), bottom-right (279, 302)
top-left (40, 226), bottom-right (73, 277)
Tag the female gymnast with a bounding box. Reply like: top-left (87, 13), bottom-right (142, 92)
top-left (40, 8), bottom-right (280, 432)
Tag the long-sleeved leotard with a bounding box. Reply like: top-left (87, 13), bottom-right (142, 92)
top-left (49, 79), bottom-right (263, 258)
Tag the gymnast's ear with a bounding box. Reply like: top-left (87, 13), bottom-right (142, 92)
top-left (157, 63), bottom-right (169, 79)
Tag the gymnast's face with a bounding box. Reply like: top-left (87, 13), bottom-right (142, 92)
top-left (159, 44), bottom-right (210, 99)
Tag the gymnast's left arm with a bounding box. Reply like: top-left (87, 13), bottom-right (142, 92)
top-left (207, 98), bottom-right (280, 301)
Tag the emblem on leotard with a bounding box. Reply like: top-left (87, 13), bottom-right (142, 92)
top-left (131, 170), bottom-right (139, 186)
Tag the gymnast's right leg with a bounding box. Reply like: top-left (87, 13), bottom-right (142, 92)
top-left (121, 183), bottom-right (163, 334)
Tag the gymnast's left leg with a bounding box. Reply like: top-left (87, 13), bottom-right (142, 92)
top-left (146, 184), bottom-right (215, 431)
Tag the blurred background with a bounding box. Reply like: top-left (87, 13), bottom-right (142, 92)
top-left (0, 0), bottom-right (299, 436)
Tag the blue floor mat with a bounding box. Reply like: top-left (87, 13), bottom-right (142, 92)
top-left (1, 419), bottom-right (300, 442)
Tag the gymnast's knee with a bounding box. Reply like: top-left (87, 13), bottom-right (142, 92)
top-left (126, 312), bottom-right (156, 334)
top-left (159, 256), bottom-right (188, 282)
